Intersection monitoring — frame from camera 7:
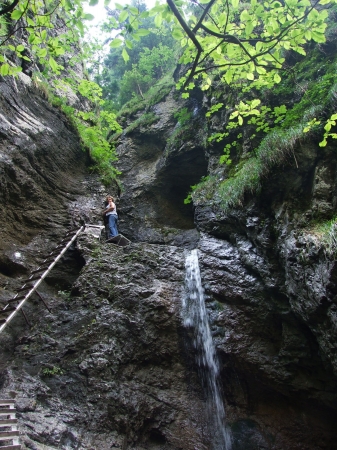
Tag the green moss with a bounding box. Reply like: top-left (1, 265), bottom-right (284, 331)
top-left (307, 217), bottom-right (337, 255)
top-left (124, 112), bottom-right (160, 135)
top-left (118, 74), bottom-right (174, 119)
top-left (193, 124), bottom-right (305, 210)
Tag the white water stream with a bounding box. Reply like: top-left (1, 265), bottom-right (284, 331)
top-left (183, 249), bottom-right (232, 450)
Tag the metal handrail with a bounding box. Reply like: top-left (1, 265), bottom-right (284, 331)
top-left (0, 226), bottom-right (85, 334)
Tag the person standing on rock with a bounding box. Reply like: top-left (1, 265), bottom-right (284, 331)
top-left (103, 195), bottom-right (118, 239)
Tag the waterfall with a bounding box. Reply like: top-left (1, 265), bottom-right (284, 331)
top-left (183, 249), bottom-right (232, 450)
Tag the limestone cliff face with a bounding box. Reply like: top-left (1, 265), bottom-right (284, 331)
top-left (1, 62), bottom-right (337, 450)
top-left (113, 90), bottom-right (337, 448)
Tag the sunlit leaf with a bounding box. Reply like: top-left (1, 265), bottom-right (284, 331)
top-left (11, 10), bottom-right (22, 20)
top-left (110, 38), bottom-right (123, 48)
top-left (119, 10), bottom-right (128, 22)
top-left (122, 48), bottom-right (129, 62)
top-left (274, 73), bottom-right (281, 83)
top-left (49, 56), bottom-right (59, 72)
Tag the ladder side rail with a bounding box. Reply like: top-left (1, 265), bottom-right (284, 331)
top-left (0, 226), bottom-right (85, 334)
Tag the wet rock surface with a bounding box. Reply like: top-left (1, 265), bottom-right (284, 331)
top-left (1, 236), bottom-right (211, 449)
top-left (115, 91), bottom-right (207, 247)
top-left (1, 68), bottom-right (337, 450)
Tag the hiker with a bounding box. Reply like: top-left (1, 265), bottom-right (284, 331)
top-left (103, 195), bottom-right (118, 238)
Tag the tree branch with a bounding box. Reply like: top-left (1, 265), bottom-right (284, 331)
top-left (166, 0), bottom-right (202, 53)
top-left (192, 0), bottom-right (217, 33)
top-left (0, 0), bottom-right (20, 16)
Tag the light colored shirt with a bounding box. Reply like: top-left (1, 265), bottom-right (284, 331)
top-left (106, 202), bottom-right (117, 216)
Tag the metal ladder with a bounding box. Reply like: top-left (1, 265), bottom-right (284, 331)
top-left (0, 226), bottom-right (85, 335)
top-left (0, 399), bottom-right (20, 449)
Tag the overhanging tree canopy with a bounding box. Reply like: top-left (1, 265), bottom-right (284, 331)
top-left (111, 0), bottom-right (336, 95)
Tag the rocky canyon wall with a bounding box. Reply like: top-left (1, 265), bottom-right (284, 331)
top-left (0, 53), bottom-right (337, 450)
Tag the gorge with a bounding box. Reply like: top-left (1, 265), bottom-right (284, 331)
top-left (1, 1), bottom-right (337, 449)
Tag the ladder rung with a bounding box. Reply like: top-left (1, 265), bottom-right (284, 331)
top-left (23, 276), bottom-right (41, 283)
top-left (6, 296), bottom-right (25, 304)
top-left (66, 228), bottom-right (78, 234)
top-left (0, 401), bottom-right (15, 406)
top-left (0, 307), bottom-right (16, 314)
top-left (0, 409), bottom-right (15, 414)
top-left (17, 285), bottom-right (33, 292)
top-left (0, 430), bottom-right (19, 438)
top-left (41, 258), bottom-right (55, 265)
top-left (0, 445), bottom-right (21, 450)
top-left (0, 419), bottom-right (17, 425)
top-left (31, 267), bottom-right (48, 275)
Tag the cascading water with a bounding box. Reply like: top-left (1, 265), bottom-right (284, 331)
top-left (182, 249), bottom-right (232, 450)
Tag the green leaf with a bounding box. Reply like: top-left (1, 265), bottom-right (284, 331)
top-left (110, 38), bottom-right (123, 48)
top-left (251, 99), bottom-right (261, 108)
top-left (11, 10), bottom-right (22, 20)
top-left (84, 14), bottom-right (94, 20)
top-left (304, 30), bottom-right (312, 40)
top-left (16, 44), bottom-right (25, 52)
top-left (119, 10), bottom-right (128, 22)
top-left (89, 0), bottom-right (99, 5)
top-left (125, 39), bottom-right (133, 49)
top-left (135, 28), bottom-right (150, 36)
top-left (41, 30), bottom-right (47, 40)
top-left (172, 28), bottom-right (184, 40)
top-left (0, 63), bottom-right (9, 76)
top-left (311, 31), bottom-right (326, 43)
top-left (28, 33), bottom-right (36, 44)
top-left (224, 70), bottom-right (233, 84)
top-left (182, 92), bottom-right (189, 99)
top-left (122, 48), bottom-right (129, 62)
top-left (245, 21), bottom-right (254, 35)
top-left (49, 56), bottom-right (59, 72)
top-left (154, 13), bottom-right (163, 27)
top-left (77, 20), bottom-right (84, 36)
top-left (247, 72), bottom-right (254, 80)
top-left (38, 48), bottom-right (48, 57)
top-left (274, 73), bottom-right (281, 83)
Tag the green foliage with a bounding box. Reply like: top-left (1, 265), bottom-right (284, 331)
top-left (97, 3), bottom-right (177, 108)
top-left (58, 290), bottom-right (71, 301)
top-left (34, 74), bottom-right (122, 185)
top-left (124, 112), bottom-right (159, 134)
top-left (174, 107), bottom-right (192, 126)
top-left (112, 0), bottom-right (337, 97)
top-left (184, 176), bottom-right (211, 204)
top-left (0, 0), bottom-right (94, 76)
top-left (304, 112), bottom-right (337, 147)
top-left (311, 217), bottom-right (337, 255)
top-left (41, 366), bottom-right (64, 377)
top-left (118, 73), bottom-right (174, 118)
top-left (118, 44), bottom-right (175, 104)
top-left (192, 123), bottom-right (305, 210)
